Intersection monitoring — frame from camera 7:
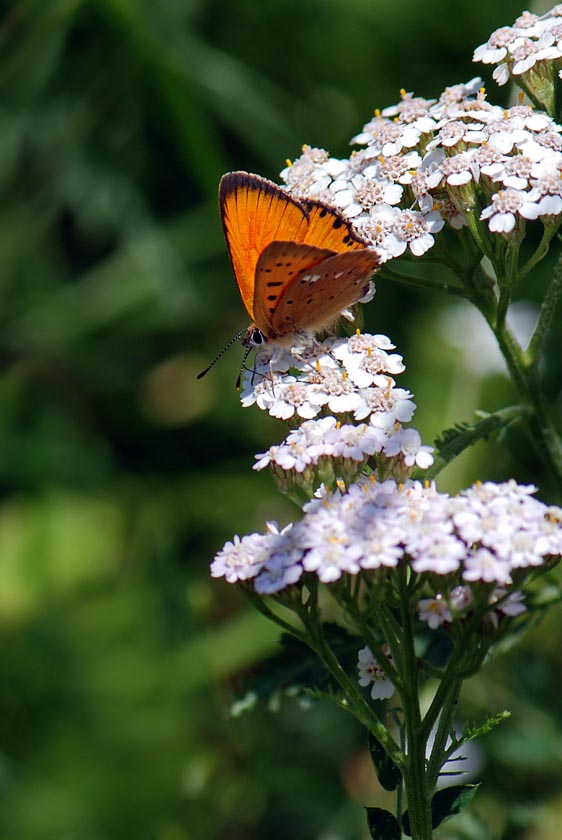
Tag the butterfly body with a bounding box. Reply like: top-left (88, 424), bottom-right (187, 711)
top-left (219, 172), bottom-right (379, 345)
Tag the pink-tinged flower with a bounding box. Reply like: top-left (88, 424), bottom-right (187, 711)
top-left (357, 645), bottom-right (395, 700)
top-left (418, 594), bottom-right (453, 629)
top-left (382, 428), bottom-right (434, 469)
top-left (211, 533), bottom-right (270, 583)
top-left (463, 548), bottom-right (512, 584)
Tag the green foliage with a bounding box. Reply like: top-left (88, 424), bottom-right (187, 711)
top-left (366, 806), bottom-right (401, 839)
top-left (420, 406), bottom-right (527, 481)
top-left (461, 712), bottom-right (512, 743)
top-left (367, 730), bottom-right (402, 792)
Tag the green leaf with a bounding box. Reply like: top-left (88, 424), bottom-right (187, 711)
top-left (365, 807), bottom-right (401, 840)
top-left (431, 784), bottom-right (481, 828)
top-left (368, 730), bottom-right (402, 791)
top-left (462, 711), bottom-right (511, 742)
top-left (402, 784), bottom-right (480, 834)
top-left (416, 406), bottom-right (526, 480)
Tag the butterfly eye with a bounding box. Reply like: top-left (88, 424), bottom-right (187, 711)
top-left (246, 327), bottom-right (266, 347)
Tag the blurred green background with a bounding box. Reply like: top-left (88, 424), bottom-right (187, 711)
top-left (1, 1), bottom-right (562, 838)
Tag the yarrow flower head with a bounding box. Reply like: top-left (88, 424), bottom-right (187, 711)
top-left (277, 42), bottom-right (562, 268)
top-left (213, 478), bottom-right (562, 612)
top-left (473, 7), bottom-right (562, 101)
top-left (241, 332), bottom-right (431, 495)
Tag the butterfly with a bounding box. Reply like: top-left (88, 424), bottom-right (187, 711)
top-left (220, 171), bottom-right (379, 346)
top-left (197, 171), bottom-right (379, 381)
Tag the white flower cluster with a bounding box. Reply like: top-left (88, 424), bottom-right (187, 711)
top-left (211, 478), bottom-right (562, 598)
top-left (473, 6), bottom-right (562, 86)
top-left (241, 332), bottom-right (410, 423)
top-left (254, 417), bottom-right (432, 480)
top-left (241, 332), bottom-right (433, 483)
top-left (280, 68), bottom-right (562, 252)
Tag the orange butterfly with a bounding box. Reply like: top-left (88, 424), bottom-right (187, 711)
top-left (220, 171), bottom-right (379, 345)
top-left (197, 171), bottom-right (379, 381)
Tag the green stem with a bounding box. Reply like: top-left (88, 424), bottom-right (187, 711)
top-left (426, 679), bottom-right (462, 789)
top-left (361, 576), bottom-right (405, 649)
top-left (465, 264), bottom-right (498, 321)
top-left (381, 266), bottom-right (467, 297)
top-left (244, 588), bottom-right (309, 641)
top-left (373, 603), bottom-right (405, 666)
top-left (335, 588), bottom-right (402, 689)
top-left (421, 609), bottom-right (494, 744)
top-left (494, 320), bottom-right (562, 488)
top-left (464, 262), bottom-right (562, 490)
top-left (396, 567), bottom-right (433, 840)
top-left (496, 282), bottom-right (511, 331)
top-left (517, 223), bottom-right (560, 283)
top-left (308, 618), bottom-right (404, 767)
top-left (527, 246), bottom-right (562, 366)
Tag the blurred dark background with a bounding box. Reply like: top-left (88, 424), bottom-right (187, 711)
top-left (0, 1), bottom-right (561, 838)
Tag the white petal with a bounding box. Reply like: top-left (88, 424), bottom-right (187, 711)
top-left (410, 233), bottom-right (435, 256)
top-left (537, 195), bottom-right (562, 215)
top-left (492, 63), bottom-right (511, 86)
top-left (448, 171), bottom-right (473, 185)
top-left (489, 212), bottom-right (516, 233)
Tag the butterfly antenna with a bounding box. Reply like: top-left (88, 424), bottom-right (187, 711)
top-left (197, 328), bottom-right (248, 380)
top-left (235, 341), bottom-right (255, 390)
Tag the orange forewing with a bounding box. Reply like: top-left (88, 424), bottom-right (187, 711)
top-left (303, 200), bottom-right (367, 253)
top-left (219, 173), bottom-right (309, 320)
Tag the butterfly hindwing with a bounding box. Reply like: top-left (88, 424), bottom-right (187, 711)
top-left (270, 249), bottom-right (380, 339)
top-left (219, 172), bottom-right (309, 320)
top-left (253, 240), bottom-right (336, 336)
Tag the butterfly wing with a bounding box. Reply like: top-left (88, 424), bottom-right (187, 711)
top-left (253, 240), bottom-right (336, 336)
top-left (303, 199), bottom-right (368, 252)
top-left (219, 172), bottom-right (310, 320)
top-left (269, 249), bottom-right (380, 339)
